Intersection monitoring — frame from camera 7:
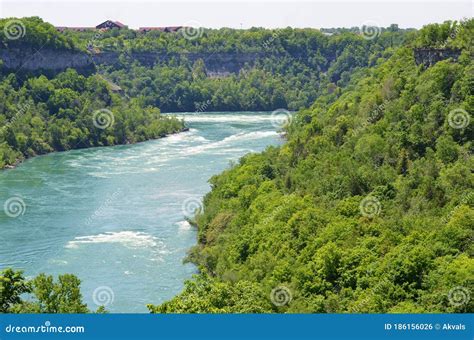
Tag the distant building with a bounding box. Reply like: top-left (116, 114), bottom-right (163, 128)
top-left (56, 26), bottom-right (94, 32)
top-left (138, 26), bottom-right (184, 33)
top-left (138, 27), bottom-right (164, 33)
top-left (56, 20), bottom-right (127, 32)
top-left (96, 20), bottom-right (127, 30)
top-left (56, 21), bottom-right (188, 33)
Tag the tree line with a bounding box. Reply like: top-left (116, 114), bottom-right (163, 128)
top-left (0, 18), bottom-right (472, 313)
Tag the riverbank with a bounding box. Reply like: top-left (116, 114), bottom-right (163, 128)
top-left (0, 125), bottom-right (189, 171)
top-left (0, 111), bottom-right (282, 312)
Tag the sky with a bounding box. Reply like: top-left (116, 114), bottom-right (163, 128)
top-left (0, 0), bottom-right (472, 29)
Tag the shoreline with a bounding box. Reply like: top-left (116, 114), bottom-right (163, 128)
top-left (0, 126), bottom-right (190, 172)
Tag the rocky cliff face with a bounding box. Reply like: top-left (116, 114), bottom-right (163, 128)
top-left (0, 47), bottom-right (95, 74)
top-left (92, 51), bottom-right (288, 75)
top-left (413, 48), bottom-right (461, 67)
top-left (0, 47), bottom-right (302, 76)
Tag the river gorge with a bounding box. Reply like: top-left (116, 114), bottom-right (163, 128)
top-left (0, 111), bottom-right (283, 312)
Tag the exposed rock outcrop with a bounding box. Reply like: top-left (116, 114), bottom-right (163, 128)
top-left (91, 51), bottom-right (292, 75)
top-left (0, 47), bottom-right (95, 75)
top-left (0, 46), bottom-right (308, 77)
top-left (414, 48), bottom-right (461, 67)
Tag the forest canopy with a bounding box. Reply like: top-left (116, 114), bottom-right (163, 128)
top-left (0, 18), bottom-right (472, 313)
top-left (148, 20), bottom-right (473, 313)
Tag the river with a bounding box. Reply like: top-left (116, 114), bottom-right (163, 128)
top-left (0, 112), bottom-right (283, 312)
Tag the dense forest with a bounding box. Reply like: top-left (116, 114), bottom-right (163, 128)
top-left (3, 17), bottom-right (415, 112)
top-left (0, 17), bottom-right (472, 313)
top-left (0, 19), bottom-right (185, 169)
top-left (147, 20), bottom-right (473, 313)
top-left (0, 69), bottom-right (184, 169)
top-left (0, 17), bottom-right (414, 167)
top-left (96, 25), bottom-right (411, 112)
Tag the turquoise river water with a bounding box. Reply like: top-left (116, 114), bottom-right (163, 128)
top-left (0, 112), bottom-right (282, 312)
